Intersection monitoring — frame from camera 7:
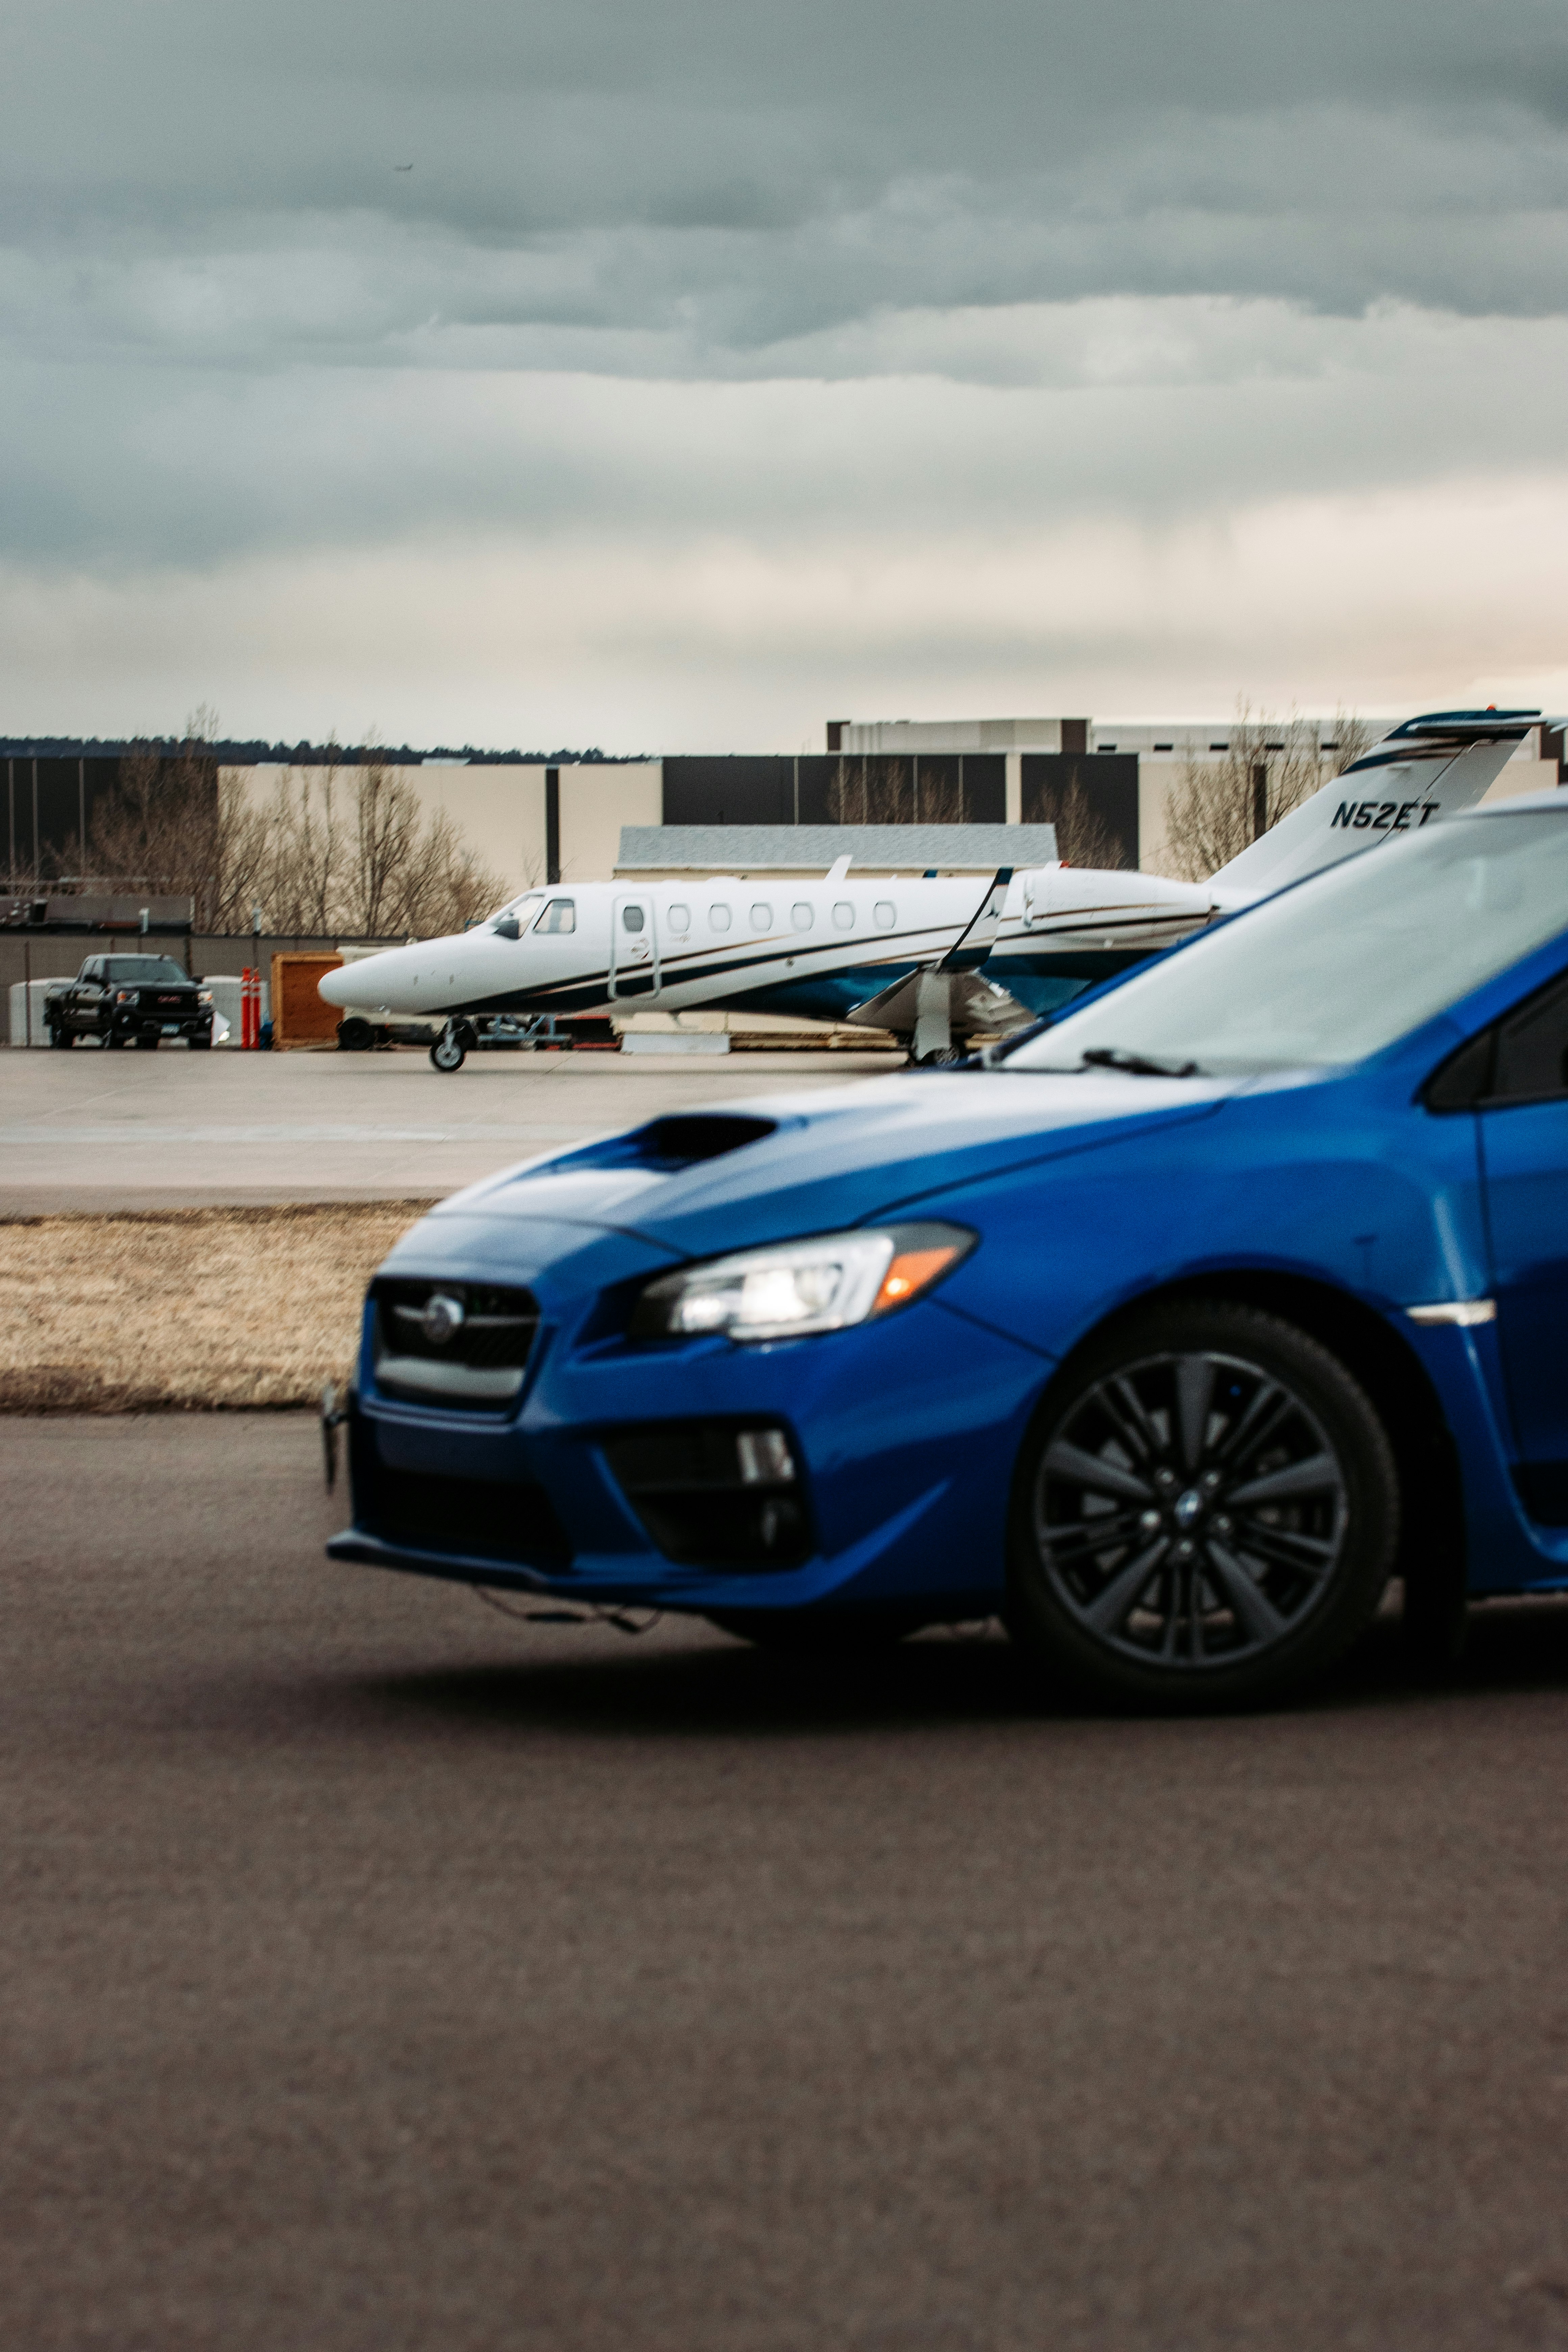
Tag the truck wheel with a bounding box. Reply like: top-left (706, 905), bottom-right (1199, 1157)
top-left (48, 1024), bottom-right (73, 1048)
top-left (188, 1032), bottom-right (211, 1049)
top-left (105, 1032), bottom-right (126, 1050)
top-left (135, 1035), bottom-right (159, 1050)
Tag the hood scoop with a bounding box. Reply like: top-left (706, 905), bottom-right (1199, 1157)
top-left (541, 1112), bottom-right (780, 1178)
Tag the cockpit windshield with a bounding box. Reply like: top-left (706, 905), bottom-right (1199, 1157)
top-left (489, 893), bottom-right (543, 928)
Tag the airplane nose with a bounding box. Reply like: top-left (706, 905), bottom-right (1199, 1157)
top-left (318, 965), bottom-right (355, 1008)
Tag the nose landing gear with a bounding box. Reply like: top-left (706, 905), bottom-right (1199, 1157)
top-left (430, 1020), bottom-right (474, 1073)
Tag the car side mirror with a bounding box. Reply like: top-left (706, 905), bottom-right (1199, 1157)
top-left (494, 916), bottom-right (521, 940)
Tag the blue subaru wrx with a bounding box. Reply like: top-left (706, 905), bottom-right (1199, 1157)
top-left (329, 794), bottom-right (1568, 1707)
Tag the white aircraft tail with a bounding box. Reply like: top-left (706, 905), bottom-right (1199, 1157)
top-left (1209, 709), bottom-right (1545, 904)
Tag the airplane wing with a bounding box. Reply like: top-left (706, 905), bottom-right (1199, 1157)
top-left (1208, 709), bottom-right (1546, 904)
top-left (841, 866), bottom-right (1028, 1039)
top-left (841, 967), bottom-right (1034, 1038)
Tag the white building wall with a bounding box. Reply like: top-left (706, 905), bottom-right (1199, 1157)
top-left (223, 759), bottom-right (667, 900)
top-left (557, 763), bottom-right (662, 884)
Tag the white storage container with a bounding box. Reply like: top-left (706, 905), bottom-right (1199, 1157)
top-left (7, 978), bottom-right (69, 1046)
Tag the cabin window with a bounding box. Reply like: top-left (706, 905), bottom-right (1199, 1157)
top-left (791, 902), bottom-right (814, 931)
top-left (667, 903), bottom-right (691, 933)
top-left (750, 902), bottom-right (772, 929)
top-left (874, 901), bottom-right (896, 929)
top-left (620, 904), bottom-right (644, 933)
top-left (832, 901), bottom-right (855, 931)
top-left (536, 899), bottom-right (577, 934)
top-left (709, 904), bottom-right (732, 932)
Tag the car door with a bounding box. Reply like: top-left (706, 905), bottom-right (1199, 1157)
top-left (609, 896), bottom-right (659, 1000)
top-left (69, 959), bottom-right (101, 1032)
top-left (1473, 966), bottom-right (1568, 1521)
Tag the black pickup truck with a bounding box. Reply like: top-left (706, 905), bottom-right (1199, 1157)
top-left (46, 954), bottom-right (214, 1050)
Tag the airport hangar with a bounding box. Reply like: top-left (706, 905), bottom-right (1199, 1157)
top-left (7, 712), bottom-right (1564, 908)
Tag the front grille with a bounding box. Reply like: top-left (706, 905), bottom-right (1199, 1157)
top-left (358, 1460), bottom-right (572, 1568)
top-left (371, 1277), bottom-right (540, 1410)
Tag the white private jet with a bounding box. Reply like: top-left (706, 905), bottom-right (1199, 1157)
top-left (319, 709), bottom-right (1546, 1069)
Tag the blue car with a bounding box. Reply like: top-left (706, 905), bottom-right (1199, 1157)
top-left (329, 792), bottom-right (1568, 1707)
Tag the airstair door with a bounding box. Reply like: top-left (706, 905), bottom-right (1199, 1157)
top-left (609, 897), bottom-right (660, 1000)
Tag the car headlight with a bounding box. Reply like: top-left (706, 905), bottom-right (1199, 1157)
top-left (630, 1222), bottom-right (975, 1343)
top-left (197, 990), bottom-right (213, 1005)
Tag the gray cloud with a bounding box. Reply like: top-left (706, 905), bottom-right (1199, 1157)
top-left (2, 0), bottom-right (1567, 740)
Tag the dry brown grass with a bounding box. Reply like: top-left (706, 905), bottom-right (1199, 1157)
top-left (0, 1202), bottom-right (437, 1412)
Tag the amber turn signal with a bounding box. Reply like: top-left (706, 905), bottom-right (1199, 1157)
top-left (871, 1244), bottom-right (964, 1315)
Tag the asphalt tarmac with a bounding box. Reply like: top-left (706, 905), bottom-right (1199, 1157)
top-left (0, 1043), bottom-right (902, 1216)
top-left (5, 1413), bottom-right (1568, 2352)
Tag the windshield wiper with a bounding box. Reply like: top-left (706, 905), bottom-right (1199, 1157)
top-left (1079, 1046), bottom-right (1201, 1078)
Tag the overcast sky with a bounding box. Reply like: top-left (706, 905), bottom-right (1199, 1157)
top-left (3, 0), bottom-right (1567, 748)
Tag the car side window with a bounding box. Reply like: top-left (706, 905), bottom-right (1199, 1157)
top-left (709, 903), bottom-right (732, 932)
top-left (832, 902), bottom-right (855, 931)
top-left (791, 902), bottom-right (814, 931)
top-left (537, 899), bottom-right (577, 934)
top-left (667, 903), bottom-right (690, 934)
top-left (874, 902), bottom-right (896, 929)
top-left (750, 902), bottom-right (772, 929)
top-left (1492, 972), bottom-right (1568, 1103)
top-left (1426, 968), bottom-right (1568, 1110)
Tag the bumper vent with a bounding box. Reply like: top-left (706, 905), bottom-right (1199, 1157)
top-left (603, 1420), bottom-right (810, 1569)
top-left (371, 1277), bottom-right (540, 1410)
top-left (358, 1460), bottom-right (572, 1568)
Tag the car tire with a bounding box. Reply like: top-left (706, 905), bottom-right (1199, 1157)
top-left (706, 1607), bottom-right (928, 1657)
top-left (188, 1032), bottom-right (211, 1049)
top-left (1007, 1300), bottom-right (1399, 1711)
top-left (134, 1035), bottom-right (159, 1050)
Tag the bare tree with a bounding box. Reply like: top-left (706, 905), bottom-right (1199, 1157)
top-left (825, 757), bottom-right (966, 825)
top-left (1027, 767), bottom-right (1126, 868)
top-left (1161, 704), bottom-right (1377, 882)
top-left (90, 709), bottom-right (224, 922)
top-left (342, 750), bottom-right (420, 937)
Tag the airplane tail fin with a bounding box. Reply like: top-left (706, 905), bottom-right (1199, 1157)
top-left (1208, 709), bottom-right (1544, 904)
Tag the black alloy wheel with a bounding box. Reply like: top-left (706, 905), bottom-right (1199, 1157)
top-left (1008, 1301), bottom-right (1398, 1709)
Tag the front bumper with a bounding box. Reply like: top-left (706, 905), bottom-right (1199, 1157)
top-left (328, 1297), bottom-right (1051, 1618)
top-left (111, 1006), bottom-right (212, 1040)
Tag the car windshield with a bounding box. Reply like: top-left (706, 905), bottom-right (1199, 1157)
top-left (103, 957), bottom-right (187, 982)
top-left (1006, 810), bottom-right (1568, 1077)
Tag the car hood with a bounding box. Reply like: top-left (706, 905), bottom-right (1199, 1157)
top-left (421, 1068), bottom-right (1244, 1267)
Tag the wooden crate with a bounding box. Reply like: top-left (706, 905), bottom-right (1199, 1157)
top-left (270, 952), bottom-right (344, 1048)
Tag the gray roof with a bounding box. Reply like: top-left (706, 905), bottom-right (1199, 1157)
top-left (616, 823), bottom-right (1058, 872)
